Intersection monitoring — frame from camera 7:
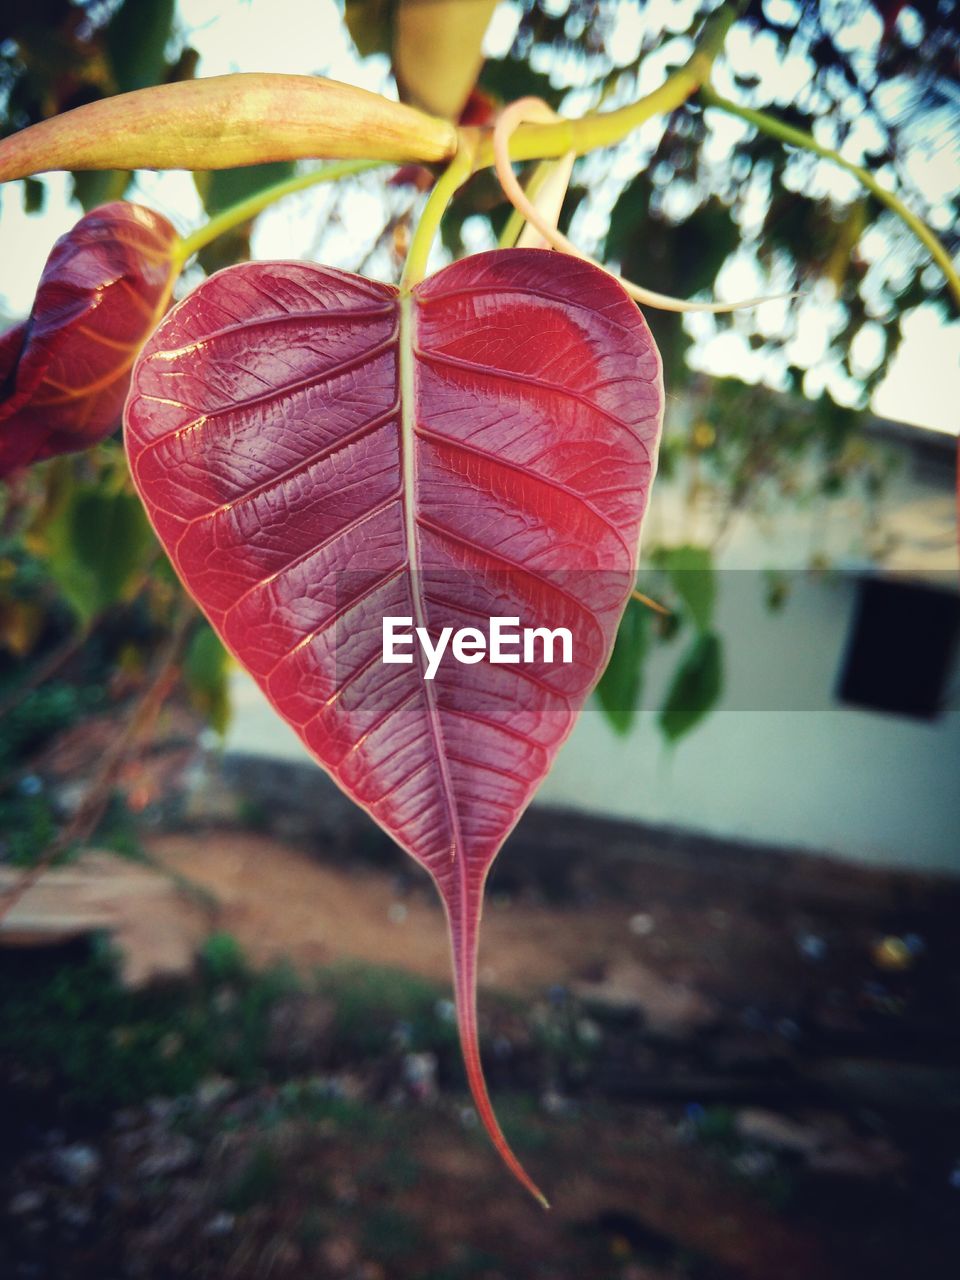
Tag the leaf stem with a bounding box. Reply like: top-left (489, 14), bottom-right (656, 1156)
top-left (400, 132), bottom-right (479, 290)
top-left (475, 1), bottom-right (744, 169)
top-left (174, 159), bottom-right (384, 264)
top-left (498, 159), bottom-right (555, 248)
top-left (493, 97), bottom-right (788, 313)
top-left (0, 602), bottom-right (193, 925)
top-left (632, 588), bottom-right (671, 617)
top-left (700, 85), bottom-right (960, 310)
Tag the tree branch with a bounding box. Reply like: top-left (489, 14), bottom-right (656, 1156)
top-left (0, 606), bottom-right (193, 925)
top-left (476, 1), bottom-right (746, 168)
top-left (700, 85), bottom-right (960, 311)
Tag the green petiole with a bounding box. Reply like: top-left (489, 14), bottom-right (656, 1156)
top-left (173, 159), bottom-right (385, 265)
top-left (400, 135), bottom-right (478, 291)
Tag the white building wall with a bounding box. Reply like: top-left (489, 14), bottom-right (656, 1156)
top-left (535, 568), bottom-right (960, 874)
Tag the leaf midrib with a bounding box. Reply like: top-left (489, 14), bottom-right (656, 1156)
top-left (398, 289), bottom-right (463, 868)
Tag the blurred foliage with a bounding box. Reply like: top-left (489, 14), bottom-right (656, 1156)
top-left (484, 0), bottom-right (958, 408)
top-left (685, 376), bottom-right (898, 523)
top-left (314, 959), bottom-right (456, 1057)
top-left (0, 778), bottom-right (60, 865)
top-left (659, 629), bottom-right (724, 742)
top-left (223, 1141), bottom-right (285, 1212)
top-left (42, 482), bottom-right (154, 623)
top-left (0, 933), bottom-right (297, 1112)
top-left (0, 0), bottom-right (952, 777)
top-left (654, 544), bottom-right (716, 632)
top-left (0, 937), bottom-right (465, 1118)
top-left (0, 679), bottom-right (100, 865)
top-left (595, 595), bottom-right (650, 734)
top-left (597, 541), bottom-right (724, 741)
top-left (345, 0), bottom-right (498, 120)
top-left (1, 0), bottom-right (189, 210)
top-left (184, 621), bottom-right (232, 735)
top-left (600, 374), bottom-right (896, 741)
top-left (0, 441), bottom-right (231, 859)
top-left (606, 169), bottom-right (741, 385)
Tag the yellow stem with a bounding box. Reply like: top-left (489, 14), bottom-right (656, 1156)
top-left (400, 132), bottom-right (479, 290)
top-left (475, 2), bottom-right (744, 169)
top-left (632, 589), bottom-right (671, 617)
top-left (498, 158), bottom-right (565, 249)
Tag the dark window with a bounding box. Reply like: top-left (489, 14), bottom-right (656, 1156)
top-left (837, 576), bottom-right (960, 720)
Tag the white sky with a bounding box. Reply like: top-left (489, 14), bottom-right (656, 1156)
top-left (0, 0), bottom-right (957, 435)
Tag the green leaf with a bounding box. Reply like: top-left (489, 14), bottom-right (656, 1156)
top-left (23, 176), bottom-right (45, 213)
top-left (654, 545), bottom-right (715, 631)
top-left (71, 0), bottom-right (178, 210)
top-left (604, 173), bottom-right (652, 268)
top-left (346, 0), bottom-right (497, 120)
top-left (105, 0), bottom-right (177, 95)
top-left (184, 621), bottom-right (232, 735)
top-left (344, 0), bottom-right (394, 58)
top-left (607, 181), bottom-right (739, 300)
top-left (764, 570), bottom-right (790, 612)
top-left (658, 631), bottom-right (723, 743)
top-left (605, 180), bottom-right (739, 385)
top-left (194, 161), bottom-right (298, 217)
top-left (479, 55), bottom-right (564, 112)
top-left (596, 599), bottom-right (650, 735)
top-left (44, 486), bottom-right (153, 622)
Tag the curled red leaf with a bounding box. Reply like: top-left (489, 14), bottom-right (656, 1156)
top-left (125, 248), bottom-right (664, 1202)
top-left (0, 202), bottom-right (179, 478)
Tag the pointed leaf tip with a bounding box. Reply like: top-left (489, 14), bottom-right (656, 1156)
top-left (450, 927), bottom-right (550, 1204)
top-left (124, 247), bottom-right (664, 1189)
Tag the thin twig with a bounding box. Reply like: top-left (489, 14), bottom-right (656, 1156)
top-left (0, 604), bottom-right (193, 924)
top-left (0, 549), bottom-right (163, 721)
top-left (0, 624), bottom-right (92, 720)
top-left (631, 589), bottom-right (671, 617)
top-left (492, 97), bottom-right (793, 313)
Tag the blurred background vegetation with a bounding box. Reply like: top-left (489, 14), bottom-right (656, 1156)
top-left (0, 5), bottom-right (958, 1275)
top-left (1, 0), bottom-right (956, 783)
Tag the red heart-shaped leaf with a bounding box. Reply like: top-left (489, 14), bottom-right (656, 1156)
top-left (1, 202), bottom-right (178, 478)
top-left (125, 248), bottom-right (663, 1201)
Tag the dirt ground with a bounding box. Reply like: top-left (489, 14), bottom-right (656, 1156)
top-left (3, 738), bottom-right (960, 1280)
